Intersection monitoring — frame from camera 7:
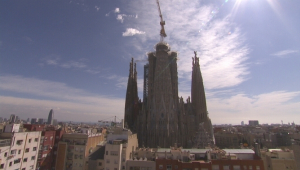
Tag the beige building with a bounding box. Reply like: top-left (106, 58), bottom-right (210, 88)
top-left (87, 127), bottom-right (138, 170)
top-left (0, 131), bottom-right (41, 170)
top-left (55, 128), bottom-right (106, 170)
top-left (261, 149), bottom-right (297, 170)
top-left (104, 127), bottom-right (138, 170)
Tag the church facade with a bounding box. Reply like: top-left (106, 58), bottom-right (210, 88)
top-left (124, 42), bottom-right (214, 148)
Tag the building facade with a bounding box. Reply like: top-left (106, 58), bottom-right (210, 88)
top-left (0, 131), bottom-right (42, 170)
top-left (55, 129), bottom-right (106, 170)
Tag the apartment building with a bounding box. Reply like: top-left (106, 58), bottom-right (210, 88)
top-left (55, 128), bottom-right (106, 170)
top-left (0, 131), bottom-right (41, 170)
top-left (104, 127), bottom-right (138, 170)
top-left (261, 149), bottom-right (297, 170)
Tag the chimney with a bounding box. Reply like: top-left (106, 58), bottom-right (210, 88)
top-left (254, 143), bottom-right (261, 157)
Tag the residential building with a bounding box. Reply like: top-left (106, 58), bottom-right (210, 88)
top-left (55, 128), bottom-right (106, 170)
top-left (261, 149), bottom-right (297, 170)
top-left (0, 131), bottom-right (42, 170)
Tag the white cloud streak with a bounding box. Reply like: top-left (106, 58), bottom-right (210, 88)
top-left (122, 28), bottom-right (145, 36)
top-left (42, 57), bottom-right (102, 74)
top-left (207, 91), bottom-right (300, 124)
top-left (0, 75), bottom-right (124, 121)
top-left (271, 49), bottom-right (298, 57)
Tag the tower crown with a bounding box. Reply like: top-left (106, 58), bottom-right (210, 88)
top-left (155, 42), bottom-right (170, 52)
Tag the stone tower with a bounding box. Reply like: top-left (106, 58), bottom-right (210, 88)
top-left (124, 58), bottom-right (139, 132)
top-left (145, 42), bottom-right (179, 148)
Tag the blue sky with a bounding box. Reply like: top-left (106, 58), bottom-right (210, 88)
top-left (0, 0), bottom-right (299, 124)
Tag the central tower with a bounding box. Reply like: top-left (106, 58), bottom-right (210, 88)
top-left (145, 43), bottom-right (179, 147)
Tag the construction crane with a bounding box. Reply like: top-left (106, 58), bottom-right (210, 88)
top-left (156, 0), bottom-right (167, 41)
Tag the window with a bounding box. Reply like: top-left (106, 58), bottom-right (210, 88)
top-left (233, 165), bottom-right (241, 170)
top-left (244, 166), bottom-right (247, 170)
top-left (256, 166), bottom-right (260, 170)
top-left (223, 165), bottom-right (230, 170)
top-left (110, 151), bottom-right (118, 156)
top-left (29, 139), bottom-right (32, 143)
top-left (11, 150), bottom-right (17, 155)
top-left (4, 152), bottom-right (7, 157)
top-left (33, 147), bottom-right (37, 151)
top-left (167, 165), bottom-right (172, 170)
top-left (31, 156), bottom-right (35, 160)
top-left (34, 138), bottom-right (38, 142)
top-left (14, 158), bottom-right (21, 164)
top-left (106, 151), bottom-right (108, 155)
top-left (249, 166), bottom-right (252, 170)
top-left (159, 165), bottom-right (163, 169)
top-left (212, 165), bottom-right (219, 170)
top-left (98, 162), bottom-right (102, 166)
top-left (106, 159), bottom-right (110, 163)
top-left (114, 160), bottom-right (118, 164)
top-left (50, 136), bottom-right (53, 140)
top-left (174, 165), bottom-right (178, 169)
top-left (43, 145), bottom-right (49, 151)
top-left (0, 164), bottom-right (4, 169)
top-left (23, 158), bottom-right (28, 162)
top-left (9, 162), bottom-right (12, 167)
top-left (18, 150), bottom-right (21, 154)
top-left (16, 140), bottom-right (23, 145)
top-left (22, 168), bottom-right (26, 170)
top-left (25, 148), bottom-right (29, 153)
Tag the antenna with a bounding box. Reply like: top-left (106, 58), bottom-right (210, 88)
top-left (156, 0), bottom-right (167, 41)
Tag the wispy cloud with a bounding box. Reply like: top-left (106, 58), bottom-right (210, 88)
top-left (0, 75), bottom-right (124, 121)
top-left (42, 57), bottom-right (101, 74)
top-left (117, 14), bottom-right (126, 23)
top-left (122, 28), bottom-right (145, 36)
top-left (124, 0), bottom-right (249, 91)
top-left (271, 49), bottom-right (298, 57)
top-left (61, 61), bottom-right (86, 69)
top-left (95, 6), bottom-right (100, 11)
top-left (23, 36), bottom-right (34, 44)
top-left (207, 91), bottom-right (300, 124)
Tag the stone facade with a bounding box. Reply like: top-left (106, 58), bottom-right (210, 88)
top-left (124, 42), bottom-right (214, 148)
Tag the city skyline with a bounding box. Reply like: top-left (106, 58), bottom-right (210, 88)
top-left (0, 0), bottom-right (299, 124)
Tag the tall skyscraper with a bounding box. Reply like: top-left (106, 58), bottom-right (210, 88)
top-left (9, 114), bottom-right (16, 124)
top-left (47, 109), bottom-right (54, 125)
